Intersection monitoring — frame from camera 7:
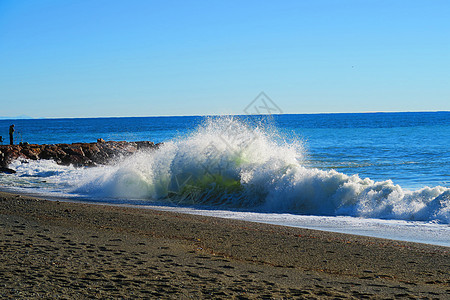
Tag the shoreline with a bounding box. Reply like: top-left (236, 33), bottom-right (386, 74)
top-left (1, 191), bottom-right (449, 298)
top-left (2, 186), bottom-right (449, 248)
top-left (4, 188), bottom-right (450, 249)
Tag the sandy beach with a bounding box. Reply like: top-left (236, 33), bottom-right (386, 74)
top-left (0, 191), bottom-right (449, 299)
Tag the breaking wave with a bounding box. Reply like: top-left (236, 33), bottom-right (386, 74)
top-left (5, 117), bottom-right (450, 224)
top-left (71, 117), bottom-right (450, 223)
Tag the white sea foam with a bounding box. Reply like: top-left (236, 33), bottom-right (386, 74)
top-left (71, 117), bottom-right (450, 224)
top-left (2, 117), bottom-right (450, 225)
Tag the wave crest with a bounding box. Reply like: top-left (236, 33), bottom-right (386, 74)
top-left (70, 116), bottom-right (450, 223)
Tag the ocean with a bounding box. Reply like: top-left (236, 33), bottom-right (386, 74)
top-left (1, 112), bottom-right (449, 246)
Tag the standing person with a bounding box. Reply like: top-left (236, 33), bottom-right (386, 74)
top-left (9, 124), bottom-right (14, 145)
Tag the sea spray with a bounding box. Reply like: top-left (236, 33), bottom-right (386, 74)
top-left (74, 117), bottom-right (303, 206)
top-left (3, 116), bottom-right (450, 223)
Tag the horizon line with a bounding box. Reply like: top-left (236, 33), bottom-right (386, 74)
top-left (1, 110), bottom-right (449, 120)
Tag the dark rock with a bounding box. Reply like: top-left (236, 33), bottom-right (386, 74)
top-left (64, 146), bottom-right (85, 157)
top-left (21, 148), bottom-right (39, 160)
top-left (0, 150), bottom-right (5, 167)
top-left (136, 141), bottom-right (155, 150)
top-left (0, 140), bottom-right (161, 168)
top-left (3, 147), bottom-right (26, 165)
top-left (0, 167), bottom-right (16, 174)
top-left (39, 146), bottom-right (66, 160)
top-left (82, 143), bottom-right (101, 159)
top-left (60, 154), bottom-right (91, 167)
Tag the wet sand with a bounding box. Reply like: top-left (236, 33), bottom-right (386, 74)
top-left (0, 191), bottom-right (449, 299)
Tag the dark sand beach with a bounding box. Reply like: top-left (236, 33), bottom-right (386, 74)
top-left (0, 191), bottom-right (449, 299)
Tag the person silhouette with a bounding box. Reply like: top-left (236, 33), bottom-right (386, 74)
top-left (9, 124), bottom-right (15, 145)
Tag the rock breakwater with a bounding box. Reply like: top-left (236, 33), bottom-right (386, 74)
top-left (0, 140), bottom-right (161, 172)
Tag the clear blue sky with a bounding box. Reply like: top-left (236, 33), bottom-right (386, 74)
top-left (0, 0), bottom-right (449, 118)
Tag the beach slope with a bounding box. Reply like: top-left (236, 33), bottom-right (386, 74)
top-left (0, 191), bottom-right (449, 298)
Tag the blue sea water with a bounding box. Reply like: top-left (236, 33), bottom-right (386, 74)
top-left (1, 112), bottom-right (449, 245)
top-left (1, 112), bottom-right (449, 189)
